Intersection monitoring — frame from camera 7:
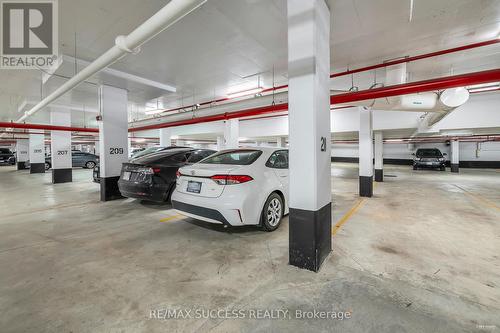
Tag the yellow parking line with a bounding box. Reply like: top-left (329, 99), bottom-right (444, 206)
top-left (160, 214), bottom-right (183, 223)
top-left (332, 198), bottom-right (366, 236)
top-left (454, 185), bottom-right (500, 212)
top-left (332, 181), bottom-right (377, 236)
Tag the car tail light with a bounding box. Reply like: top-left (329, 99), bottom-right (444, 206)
top-left (176, 170), bottom-right (182, 179)
top-left (152, 168), bottom-right (161, 174)
top-left (210, 175), bottom-right (253, 185)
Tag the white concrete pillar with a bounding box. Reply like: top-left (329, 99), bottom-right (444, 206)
top-left (276, 137), bottom-right (286, 148)
top-left (159, 128), bottom-right (172, 147)
top-left (359, 107), bottom-right (373, 197)
top-left (94, 141), bottom-right (100, 155)
top-left (288, 0), bottom-right (331, 272)
top-left (16, 139), bottom-right (29, 170)
top-left (50, 108), bottom-right (72, 183)
top-left (98, 85), bottom-right (129, 201)
top-left (216, 136), bottom-right (224, 150)
top-left (451, 140), bottom-right (459, 173)
top-left (224, 119), bottom-right (239, 149)
top-left (29, 132), bottom-right (45, 173)
top-left (374, 131), bottom-right (383, 182)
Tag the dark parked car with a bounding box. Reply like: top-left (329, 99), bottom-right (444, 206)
top-left (118, 148), bottom-right (216, 202)
top-left (412, 148), bottom-right (447, 171)
top-left (0, 148), bottom-right (15, 165)
top-left (93, 146), bottom-right (189, 183)
top-left (45, 151), bottom-right (98, 170)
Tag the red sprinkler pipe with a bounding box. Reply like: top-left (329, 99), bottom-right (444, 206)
top-left (330, 39), bottom-right (500, 78)
top-left (143, 38), bottom-right (500, 117)
top-left (331, 68), bottom-right (500, 104)
top-left (0, 122), bottom-right (99, 133)
top-left (129, 103), bottom-right (289, 132)
top-left (129, 68), bottom-right (500, 132)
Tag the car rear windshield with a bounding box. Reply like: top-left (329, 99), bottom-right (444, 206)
top-left (132, 147), bottom-right (164, 159)
top-left (416, 149), bottom-right (442, 157)
top-left (200, 150), bottom-right (262, 165)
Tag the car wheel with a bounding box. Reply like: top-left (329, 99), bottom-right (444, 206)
top-left (261, 193), bottom-right (283, 232)
top-left (45, 162), bottom-right (51, 170)
top-left (413, 165), bottom-right (417, 170)
top-left (440, 166), bottom-right (446, 171)
top-left (85, 161), bottom-right (96, 169)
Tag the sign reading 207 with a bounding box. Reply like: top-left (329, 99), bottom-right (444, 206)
top-left (109, 148), bottom-right (124, 155)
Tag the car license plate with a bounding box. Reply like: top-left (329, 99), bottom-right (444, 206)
top-left (187, 181), bottom-right (202, 193)
top-left (123, 171), bottom-right (131, 180)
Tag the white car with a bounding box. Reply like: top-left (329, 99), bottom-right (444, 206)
top-left (171, 148), bottom-right (289, 231)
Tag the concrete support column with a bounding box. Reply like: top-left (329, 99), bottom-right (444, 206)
top-left (94, 141), bottom-right (100, 156)
top-left (159, 128), bottom-right (172, 147)
top-left (277, 137), bottom-right (286, 148)
top-left (98, 85), bottom-right (129, 201)
top-left (29, 133), bottom-right (45, 173)
top-left (359, 107), bottom-right (373, 197)
top-left (50, 108), bottom-right (72, 183)
top-left (16, 139), bottom-right (29, 170)
top-left (216, 136), bottom-right (224, 150)
top-left (451, 140), bottom-right (459, 173)
top-left (374, 131), bottom-right (383, 182)
top-left (288, 0), bottom-right (331, 272)
top-left (224, 119), bottom-right (239, 149)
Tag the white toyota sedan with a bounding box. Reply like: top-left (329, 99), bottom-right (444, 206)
top-left (171, 148), bottom-right (289, 231)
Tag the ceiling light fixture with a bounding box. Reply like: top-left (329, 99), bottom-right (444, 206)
top-left (227, 87), bottom-right (264, 99)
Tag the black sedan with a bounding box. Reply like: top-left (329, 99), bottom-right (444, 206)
top-left (0, 148), bottom-right (15, 165)
top-left (117, 148), bottom-right (216, 202)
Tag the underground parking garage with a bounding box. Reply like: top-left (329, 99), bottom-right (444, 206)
top-left (1, 0), bottom-right (500, 332)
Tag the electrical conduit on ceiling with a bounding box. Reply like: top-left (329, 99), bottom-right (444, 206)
top-left (17, 0), bottom-right (207, 123)
top-left (128, 68), bottom-right (500, 132)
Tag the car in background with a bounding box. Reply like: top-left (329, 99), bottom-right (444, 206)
top-left (412, 148), bottom-right (447, 171)
top-left (0, 148), bottom-right (15, 165)
top-left (45, 151), bottom-right (98, 170)
top-left (93, 146), bottom-right (190, 183)
top-left (172, 148), bottom-right (289, 231)
top-left (117, 148), bottom-right (216, 202)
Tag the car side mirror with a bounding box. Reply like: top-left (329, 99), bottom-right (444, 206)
top-left (443, 153), bottom-right (447, 156)
top-left (411, 153), bottom-right (415, 156)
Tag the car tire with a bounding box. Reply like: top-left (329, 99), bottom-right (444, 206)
top-left (440, 166), bottom-right (446, 171)
top-left (261, 193), bottom-right (283, 232)
top-left (85, 161), bottom-right (96, 169)
top-left (45, 162), bottom-right (51, 170)
top-left (413, 165), bottom-right (417, 170)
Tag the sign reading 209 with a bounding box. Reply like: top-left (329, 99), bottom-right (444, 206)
top-left (109, 148), bottom-right (124, 155)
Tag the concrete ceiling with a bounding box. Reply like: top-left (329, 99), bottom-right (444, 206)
top-left (1, 0), bottom-right (500, 125)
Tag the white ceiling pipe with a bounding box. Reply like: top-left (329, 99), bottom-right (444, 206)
top-left (129, 91), bottom-right (290, 130)
top-left (18, 0), bottom-right (206, 123)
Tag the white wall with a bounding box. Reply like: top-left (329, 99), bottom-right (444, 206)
top-left (332, 141), bottom-right (500, 162)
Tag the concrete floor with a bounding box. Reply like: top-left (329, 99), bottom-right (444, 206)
top-left (0, 164), bottom-right (499, 332)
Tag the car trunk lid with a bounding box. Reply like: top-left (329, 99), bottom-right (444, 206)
top-left (177, 164), bottom-right (244, 198)
top-left (121, 163), bottom-right (155, 183)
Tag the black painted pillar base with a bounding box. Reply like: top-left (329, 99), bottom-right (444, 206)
top-left (359, 175), bottom-right (373, 197)
top-left (30, 163), bottom-right (45, 174)
top-left (289, 202), bottom-right (332, 272)
top-left (17, 161), bottom-right (28, 170)
top-left (451, 163), bottom-right (459, 173)
top-left (52, 168), bottom-right (72, 184)
top-left (374, 169), bottom-right (383, 182)
top-left (100, 176), bottom-right (124, 201)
